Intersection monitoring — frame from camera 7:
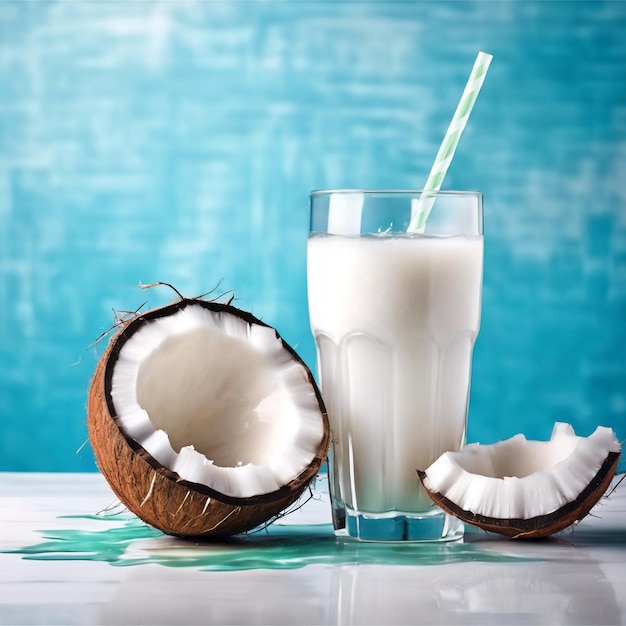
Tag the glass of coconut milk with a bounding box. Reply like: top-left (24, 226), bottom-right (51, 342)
top-left (307, 190), bottom-right (483, 541)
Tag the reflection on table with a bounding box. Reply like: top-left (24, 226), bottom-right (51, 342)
top-left (1, 472), bottom-right (625, 625)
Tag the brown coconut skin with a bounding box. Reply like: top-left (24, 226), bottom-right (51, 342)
top-left (88, 299), bottom-right (330, 539)
top-left (418, 451), bottom-right (620, 539)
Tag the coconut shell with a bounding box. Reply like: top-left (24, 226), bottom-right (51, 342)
top-left (88, 299), bottom-right (330, 539)
top-left (418, 451), bottom-right (620, 539)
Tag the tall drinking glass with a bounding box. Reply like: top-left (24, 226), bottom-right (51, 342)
top-left (307, 190), bottom-right (483, 541)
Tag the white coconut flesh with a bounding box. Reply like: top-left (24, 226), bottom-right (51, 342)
top-left (421, 422), bottom-right (621, 520)
top-left (109, 304), bottom-right (325, 500)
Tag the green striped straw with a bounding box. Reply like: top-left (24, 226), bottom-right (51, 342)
top-left (408, 51), bottom-right (493, 233)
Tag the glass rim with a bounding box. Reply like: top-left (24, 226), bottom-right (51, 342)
top-left (310, 188), bottom-right (482, 198)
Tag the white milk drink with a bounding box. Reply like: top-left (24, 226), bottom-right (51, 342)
top-left (307, 233), bottom-right (483, 517)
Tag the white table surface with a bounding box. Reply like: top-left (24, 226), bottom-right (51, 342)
top-left (1, 471), bottom-right (625, 625)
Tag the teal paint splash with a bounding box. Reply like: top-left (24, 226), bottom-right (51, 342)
top-left (16, 517), bottom-right (161, 563)
top-left (8, 514), bottom-right (534, 571)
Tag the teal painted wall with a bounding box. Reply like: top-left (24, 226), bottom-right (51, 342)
top-left (1, 1), bottom-right (624, 471)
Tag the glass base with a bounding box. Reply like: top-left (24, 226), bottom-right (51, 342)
top-left (335, 508), bottom-right (464, 542)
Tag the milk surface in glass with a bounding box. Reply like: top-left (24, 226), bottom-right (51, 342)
top-left (308, 223), bottom-right (483, 540)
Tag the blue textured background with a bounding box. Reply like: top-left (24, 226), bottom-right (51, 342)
top-left (1, 1), bottom-right (624, 472)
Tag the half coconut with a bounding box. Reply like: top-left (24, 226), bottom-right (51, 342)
top-left (88, 298), bottom-right (330, 538)
top-left (418, 423), bottom-right (621, 539)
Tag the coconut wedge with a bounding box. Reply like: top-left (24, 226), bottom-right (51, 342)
top-left (418, 423), bottom-right (621, 539)
top-left (88, 298), bottom-right (330, 538)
